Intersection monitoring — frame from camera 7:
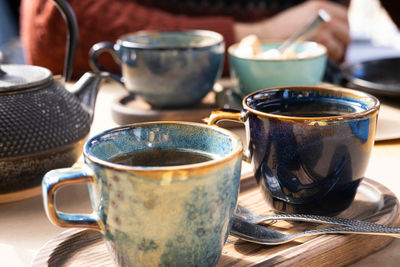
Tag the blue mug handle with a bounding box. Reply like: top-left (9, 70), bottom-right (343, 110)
top-left (89, 41), bottom-right (124, 84)
top-left (42, 167), bottom-right (101, 230)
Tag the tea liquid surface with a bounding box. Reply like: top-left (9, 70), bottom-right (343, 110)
top-left (255, 99), bottom-right (365, 117)
top-left (109, 148), bottom-right (214, 167)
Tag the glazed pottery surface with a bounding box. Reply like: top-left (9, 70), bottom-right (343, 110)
top-left (42, 122), bottom-right (243, 266)
top-left (90, 30), bottom-right (225, 108)
top-left (228, 41), bottom-right (327, 96)
top-left (208, 86), bottom-right (379, 215)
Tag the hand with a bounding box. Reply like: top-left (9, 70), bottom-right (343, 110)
top-left (234, 0), bottom-right (350, 62)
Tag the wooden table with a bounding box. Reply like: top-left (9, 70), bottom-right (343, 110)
top-left (1, 81), bottom-right (400, 267)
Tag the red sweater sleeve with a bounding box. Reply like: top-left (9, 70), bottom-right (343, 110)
top-left (20, 0), bottom-right (235, 77)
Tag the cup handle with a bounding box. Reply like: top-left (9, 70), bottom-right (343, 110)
top-left (205, 109), bottom-right (252, 162)
top-left (89, 41), bottom-right (123, 84)
top-left (42, 166), bottom-right (101, 231)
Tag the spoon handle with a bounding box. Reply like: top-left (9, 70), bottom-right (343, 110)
top-left (278, 9), bottom-right (331, 54)
top-left (290, 224), bottom-right (400, 241)
top-left (235, 204), bottom-right (396, 228)
top-left (255, 213), bottom-right (395, 228)
top-left (230, 218), bottom-right (400, 245)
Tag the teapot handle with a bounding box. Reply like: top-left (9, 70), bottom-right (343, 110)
top-left (89, 42), bottom-right (124, 84)
top-left (52, 0), bottom-right (79, 83)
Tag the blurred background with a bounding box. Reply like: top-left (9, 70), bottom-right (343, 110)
top-left (0, 0), bottom-right (23, 64)
top-left (347, 0), bottom-right (400, 64)
top-left (0, 0), bottom-right (400, 68)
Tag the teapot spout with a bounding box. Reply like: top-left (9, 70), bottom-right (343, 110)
top-left (69, 72), bottom-right (109, 121)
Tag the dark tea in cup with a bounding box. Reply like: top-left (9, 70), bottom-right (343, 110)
top-left (254, 96), bottom-right (365, 117)
top-left (109, 148), bottom-right (215, 167)
top-left (208, 86), bottom-right (380, 215)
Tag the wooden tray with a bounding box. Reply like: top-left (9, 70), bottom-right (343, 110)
top-left (32, 176), bottom-right (399, 267)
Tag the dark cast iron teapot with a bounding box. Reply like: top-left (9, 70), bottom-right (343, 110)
top-left (0, 0), bottom-right (109, 196)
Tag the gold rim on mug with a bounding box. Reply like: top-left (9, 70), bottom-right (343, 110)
top-left (242, 85), bottom-right (380, 122)
top-left (83, 121), bottom-right (243, 175)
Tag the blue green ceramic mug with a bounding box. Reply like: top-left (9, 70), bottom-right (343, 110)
top-left (42, 122), bottom-right (243, 266)
top-left (89, 30), bottom-right (225, 108)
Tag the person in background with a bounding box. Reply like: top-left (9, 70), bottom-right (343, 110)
top-left (19, 0), bottom-right (399, 77)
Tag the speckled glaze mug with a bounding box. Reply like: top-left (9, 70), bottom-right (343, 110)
top-left (208, 86), bottom-right (380, 215)
top-left (42, 122), bottom-right (243, 266)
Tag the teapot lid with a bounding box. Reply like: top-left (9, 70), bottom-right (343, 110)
top-left (0, 64), bottom-right (53, 92)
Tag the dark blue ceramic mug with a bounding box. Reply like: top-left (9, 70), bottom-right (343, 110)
top-left (207, 86), bottom-right (380, 215)
top-left (90, 30), bottom-right (224, 109)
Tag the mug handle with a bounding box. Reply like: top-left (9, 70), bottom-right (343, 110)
top-left (206, 109), bottom-right (252, 162)
top-left (89, 41), bottom-right (123, 84)
top-left (42, 166), bottom-right (101, 231)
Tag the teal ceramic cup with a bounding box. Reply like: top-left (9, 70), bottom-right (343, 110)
top-left (42, 122), bottom-right (243, 266)
top-left (229, 41), bottom-right (327, 96)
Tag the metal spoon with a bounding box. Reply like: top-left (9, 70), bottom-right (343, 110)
top-left (234, 204), bottom-right (394, 228)
top-left (278, 9), bottom-right (331, 55)
top-left (230, 217), bottom-right (400, 245)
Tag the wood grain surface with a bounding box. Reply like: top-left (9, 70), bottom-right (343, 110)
top-left (32, 175), bottom-right (400, 267)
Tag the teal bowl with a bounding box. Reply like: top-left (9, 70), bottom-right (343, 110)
top-left (228, 41), bottom-right (327, 96)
